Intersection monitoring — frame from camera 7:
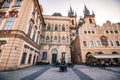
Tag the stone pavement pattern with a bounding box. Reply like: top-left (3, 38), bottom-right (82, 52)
top-left (35, 67), bottom-right (80, 80)
top-left (0, 66), bottom-right (45, 80)
top-left (0, 65), bottom-right (120, 80)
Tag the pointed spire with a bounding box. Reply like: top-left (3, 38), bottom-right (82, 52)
top-left (75, 11), bottom-right (77, 17)
top-left (68, 4), bottom-right (74, 17)
top-left (83, 4), bottom-right (90, 17)
top-left (92, 10), bottom-right (95, 17)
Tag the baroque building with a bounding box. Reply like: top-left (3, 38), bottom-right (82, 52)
top-left (71, 5), bottom-right (120, 64)
top-left (0, 0), bottom-right (45, 71)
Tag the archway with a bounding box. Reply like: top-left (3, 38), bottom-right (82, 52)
top-left (98, 52), bottom-right (104, 54)
top-left (52, 49), bottom-right (58, 64)
top-left (86, 52), bottom-right (92, 64)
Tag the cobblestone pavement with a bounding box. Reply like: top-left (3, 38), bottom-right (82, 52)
top-left (0, 65), bottom-right (120, 80)
top-left (74, 65), bottom-right (120, 80)
top-left (35, 67), bottom-right (80, 80)
top-left (0, 66), bottom-right (46, 80)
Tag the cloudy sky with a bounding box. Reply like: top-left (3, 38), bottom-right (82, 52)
top-left (39, 0), bottom-right (120, 25)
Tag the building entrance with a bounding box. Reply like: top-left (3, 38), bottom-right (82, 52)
top-left (52, 49), bottom-right (57, 64)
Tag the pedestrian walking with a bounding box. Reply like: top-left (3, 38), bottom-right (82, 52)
top-left (101, 60), bottom-right (105, 69)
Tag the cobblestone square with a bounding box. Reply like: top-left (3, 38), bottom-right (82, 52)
top-left (0, 65), bottom-right (120, 80)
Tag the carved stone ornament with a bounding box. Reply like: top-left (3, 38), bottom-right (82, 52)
top-left (9, 9), bottom-right (19, 17)
top-left (0, 10), bottom-right (6, 18)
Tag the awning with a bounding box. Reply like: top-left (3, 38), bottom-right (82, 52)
top-left (91, 54), bottom-right (120, 59)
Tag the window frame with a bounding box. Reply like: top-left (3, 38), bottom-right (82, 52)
top-left (83, 41), bottom-right (87, 46)
top-left (54, 25), bottom-right (58, 31)
top-left (2, 1), bottom-right (10, 8)
top-left (116, 41), bottom-right (120, 46)
top-left (89, 41), bottom-right (94, 47)
top-left (62, 25), bottom-right (65, 31)
top-left (3, 17), bottom-right (15, 30)
top-left (109, 41), bottom-right (114, 46)
top-left (20, 52), bottom-right (27, 64)
top-left (14, 0), bottom-right (21, 7)
top-left (96, 40), bottom-right (101, 47)
top-left (62, 37), bottom-right (65, 43)
top-left (42, 52), bottom-right (47, 60)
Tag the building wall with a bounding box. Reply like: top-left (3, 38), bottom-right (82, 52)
top-left (41, 15), bottom-right (71, 63)
top-left (71, 36), bottom-right (82, 64)
top-left (0, 0), bottom-right (45, 71)
top-left (74, 16), bottom-right (120, 63)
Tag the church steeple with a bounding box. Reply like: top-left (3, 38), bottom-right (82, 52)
top-left (68, 5), bottom-right (74, 17)
top-left (92, 10), bottom-right (95, 17)
top-left (83, 4), bottom-right (90, 17)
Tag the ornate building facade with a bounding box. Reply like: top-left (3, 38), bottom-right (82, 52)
top-left (41, 13), bottom-right (71, 64)
top-left (71, 5), bottom-right (120, 64)
top-left (0, 0), bottom-right (45, 71)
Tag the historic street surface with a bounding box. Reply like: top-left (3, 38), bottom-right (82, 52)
top-left (0, 65), bottom-right (120, 80)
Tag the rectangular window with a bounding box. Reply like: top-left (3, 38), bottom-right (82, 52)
top-left (0, 49), bottom-right (1, 58)
top-left (90, 41), bottom-right (94, 47)
top-left (116, 41), bottom-right (120, 46)
top-left (20, 53), bottom-right (27, 64)
top-left (4, 17), bottom-right (14, 30)
top-left (83, 41), bottom-right (87, 46)
top-left (96, 41), bottom-right (101, 46)
top-left (28, 54), bottom-right (32, 64)
top-left (109, 41), bottom-right (114, 46)
top-left (32, 30), bottom-right (36, 41)
top-left (27, 24), bottom-right (32, 37)
top-left (36, 34), bottom-right (39, 44)
top-left (14, 0), bottom-right (21, 6)
top-left (0, 18), bottom-right (3, 25)
top-left (42, 52), bottom-right (47, 60)
top-left (2, 1), bottom-right (10, 8)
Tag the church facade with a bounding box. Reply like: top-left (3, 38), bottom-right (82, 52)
top-left (0, 0), bottom-right (45, 71)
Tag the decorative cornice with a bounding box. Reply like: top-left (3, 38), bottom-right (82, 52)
top-left (0, 30), bottom-right (40, 50)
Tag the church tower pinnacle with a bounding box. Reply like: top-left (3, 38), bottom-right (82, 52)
top-left (68, 5), bottom-right (74, 17)
top-left (83, 4), bottom-right (90, 17)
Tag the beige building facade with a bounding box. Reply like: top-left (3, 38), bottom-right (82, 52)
top-left (0, 0), bottom-right (45, 71)
top-left (41, 14), bottom-right (71, 64)
top-left (71, 5), bottom-right (120, 64)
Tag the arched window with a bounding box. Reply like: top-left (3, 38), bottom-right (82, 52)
top-left (89, 19), bottom-right (92, 24)
top-left (54, 36), bottom-right (57, 43)
top-left (62, 37), bottom-right (65, 43)
top-left (46, 36), bottom-right (50, 44)
top-left (62, 25), bottom-right (65, 31)
top-left (47, 24), bottom-right (50, 31)
top-left (55, 25), bottom-right (58, 31)
top-left (116, 41), bottom-right (120, 46)
top-left (72, 20), bottom-right (74, 25)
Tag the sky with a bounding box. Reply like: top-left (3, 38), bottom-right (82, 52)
top-left (38, 0), bottom-right (120, 25)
